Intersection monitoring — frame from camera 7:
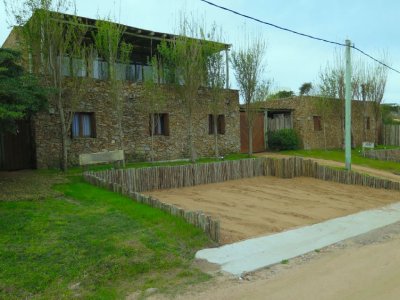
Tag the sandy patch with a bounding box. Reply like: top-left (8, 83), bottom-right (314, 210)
top-left (148, 176), bottom-right (400, 244)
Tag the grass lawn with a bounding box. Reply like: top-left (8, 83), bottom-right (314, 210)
top-left (280, 148), bottom-right (400, 174)
top-left (0, 175), bottom-right (213, 299)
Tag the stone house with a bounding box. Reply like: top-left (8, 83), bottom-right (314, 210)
top-left (240, 96), bottom-right (378, 152)
top-left (1, 13), bottom-right (240, 170)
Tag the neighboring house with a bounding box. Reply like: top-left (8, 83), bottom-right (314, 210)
top-left (1, 13), bottom-right (240, 170)
top-left (240, 96), bottom-right (378, 152)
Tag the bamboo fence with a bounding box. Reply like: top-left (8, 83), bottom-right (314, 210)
top-left (383, 125), bottom-right (400, 146)
top-left (84, 157), bottom-right (400, 243)
top-left (362, 149), bottom-right (400, 163)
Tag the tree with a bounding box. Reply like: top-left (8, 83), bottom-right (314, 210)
top-left (141, 55), bottom-right (167, 161)
top-left (299, 82), bottom-right (312, 96)
top-left (204, 25), bottom-right (226, 158)
top-left (93, 18), bottom-right (133, 160)
top-left (0, 48), bottom-right (47, 133)
top-left (231, 37), bottom-right (268, 156)
top-left (6, 0), bottom-right (92, 171)
top-left (317, 51), bottom-right (388, 144)
top-left (158, 18), bottom-right (207, 162)
top-left (268, 90), bottom-right (294, 99)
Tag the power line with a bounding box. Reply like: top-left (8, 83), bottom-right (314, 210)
top-left (199, 0), bottom-right (400, 75)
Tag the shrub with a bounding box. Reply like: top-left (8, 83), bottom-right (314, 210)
top-left (268, 129), bottom-right (300, 151)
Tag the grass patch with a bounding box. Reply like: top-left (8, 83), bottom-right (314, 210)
top-left (280, 148), bottom-right (400, 174)
top-left (0, 175), bottom-right (213, 299)
top-left (281, 259), bottom-right (289, 264)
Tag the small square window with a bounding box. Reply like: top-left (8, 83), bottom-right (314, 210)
top-left (149, 113), bottom-right (169, 136)
top-left (313, 116), bottom-right (322, 131)
top-left (72, 112), bottom-right (96, 138)
top-left (209, 114), bottom-right (226, 135)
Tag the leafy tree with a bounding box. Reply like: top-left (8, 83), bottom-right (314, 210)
top-left (6, 0), bottom-right (92, 171)
top-left (158, 17), bottom-right (207, 162)
top-left (204, 25), bottom-right (226, 158)
top-left (0, 48), bottom-right (47, 133)
top-left (299, 82), bottom-right (312, 96)
top-left (268, 90), bottom-right (294, 99)
top-left (141, 55), bottom-right (166, 161)
top-left (93, 18), bottom-right (133, 163)
top-left (231, 37), bottom-right (268, 156)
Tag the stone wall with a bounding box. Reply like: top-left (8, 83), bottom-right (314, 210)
top-left (34, 80), bottom-right (240, 168)
top-left (263, 97), bottom-right (377, 149)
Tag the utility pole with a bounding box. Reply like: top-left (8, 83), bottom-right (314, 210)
top-left (345, 39), bottom-right (352, 171)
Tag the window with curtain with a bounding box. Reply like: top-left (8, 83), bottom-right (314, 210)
top-left (149, 113), bottom-right (169, 136)
top-left (72, 113), bottom-right (96, 138)
top-left (208, 114), bottom-right (226, 135)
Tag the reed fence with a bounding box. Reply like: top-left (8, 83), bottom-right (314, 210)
top-left (84, 157), bottom-right (400, 243)
top-left (362, 149), bottom-right (400, 163)
top-left (383, 125), bottom-right (400, 146)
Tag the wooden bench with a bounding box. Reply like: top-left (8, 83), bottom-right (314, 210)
top-left (79, 150), bottom-right (125, 170)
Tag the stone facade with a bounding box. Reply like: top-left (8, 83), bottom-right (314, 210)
top-left (34, 80), bottom-right (240, 168)
top-left (263, 97), bottom-right (378, 150)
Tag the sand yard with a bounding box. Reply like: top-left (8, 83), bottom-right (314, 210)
top-left (148, 176), bottom-right (400, 244)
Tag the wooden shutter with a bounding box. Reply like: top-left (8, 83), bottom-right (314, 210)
top-left (149, 114), bottom-right (153, 136)
top-left (218, 115), bottom-right (225, 134)
top-left (163, 113), bottom-right (170, 136)
top-left (91, 113), bottom-right (97, 138)
top-left (209, 114), bottom-right (214, 135)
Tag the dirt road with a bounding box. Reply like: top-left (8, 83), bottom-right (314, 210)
top-left (148, 176), bottom-right (400, 244)
top-left (150, 222), bottom-right (400, 300)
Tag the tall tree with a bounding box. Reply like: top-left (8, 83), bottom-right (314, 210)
top-left (231, 37), bottom-right (267, 156)
top-left (141, 55), bottom-right (167, 161)
top-left (93, 19), bottom-right (133, 159)
top-left (299, 82), bottom-right (312, 96)
top-left (158, 17), bottom-right (207, 162)
top-left (5, 0), bottom-right (91, 170)
top-left (0, 48), bottom-right (47, 133)
top-left (204, 25), bottom-right (226, 158)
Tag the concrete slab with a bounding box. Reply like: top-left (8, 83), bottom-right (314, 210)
top-left (196, 201), bottom-right (400, 276)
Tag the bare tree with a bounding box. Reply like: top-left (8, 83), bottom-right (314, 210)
top-left (5, 0), bottom-right (91, 170)
top-left (231, 37), bottom-right (267, 156)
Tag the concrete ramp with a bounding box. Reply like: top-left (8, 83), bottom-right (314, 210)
top-left (196, 202), bottom-right (400, 276)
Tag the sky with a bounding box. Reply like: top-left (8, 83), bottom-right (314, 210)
top-left (1, 0), bottom-right (399, 103)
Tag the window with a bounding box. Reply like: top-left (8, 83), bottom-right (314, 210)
top-left (208, 114), bottom-right (226, 135)
top-left (365, 117), bottom-right (371, 130)
top-left (149, 113), bottom-right (169, 136)
top-left (72, 113), bottom-right (96, 138)
top-left (313, 116), bottom-right (322, 131)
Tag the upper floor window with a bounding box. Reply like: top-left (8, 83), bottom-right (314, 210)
top-left (72, 112), bottom-right (96, 138)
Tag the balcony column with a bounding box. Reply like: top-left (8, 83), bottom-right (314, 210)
top-left (225, 48), bottom-right (229, 89)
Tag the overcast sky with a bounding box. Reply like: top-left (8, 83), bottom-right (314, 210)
top-left (1, 0), bottom-right (399, 103)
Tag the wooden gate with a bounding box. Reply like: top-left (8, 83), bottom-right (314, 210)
top-left (240, 111), bottom-right (265, 153)
top-left (0, 120), bottom-right (35, 171)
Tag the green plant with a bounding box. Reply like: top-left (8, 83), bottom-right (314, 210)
top-left (281, 259), bottom-right (289, 264)
top-left (268, 129), bottom-right (300, 151)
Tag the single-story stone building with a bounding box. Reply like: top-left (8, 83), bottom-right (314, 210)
top-left (240, 96), bottom-right (378, 152)
top-left (1, 13), bottom-right (240, 170)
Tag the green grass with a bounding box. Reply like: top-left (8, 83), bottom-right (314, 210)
top-left (0, 175), bottom-right (213, 299)
top-left (280, 148), bottom-right (400, 174)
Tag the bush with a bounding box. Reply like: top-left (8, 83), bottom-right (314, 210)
top-left (268, 129), bottom-right (300, 151)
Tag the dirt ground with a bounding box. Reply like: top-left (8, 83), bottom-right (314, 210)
top-left (148, 176), bottom-right (400, 244)
top-left (150, 221), bottom-right (400, 300)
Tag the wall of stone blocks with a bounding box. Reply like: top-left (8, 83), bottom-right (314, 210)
top-left (34, 80), bottom-right (240, 168)
top-left (263, 97), bottom-right (378, 150)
